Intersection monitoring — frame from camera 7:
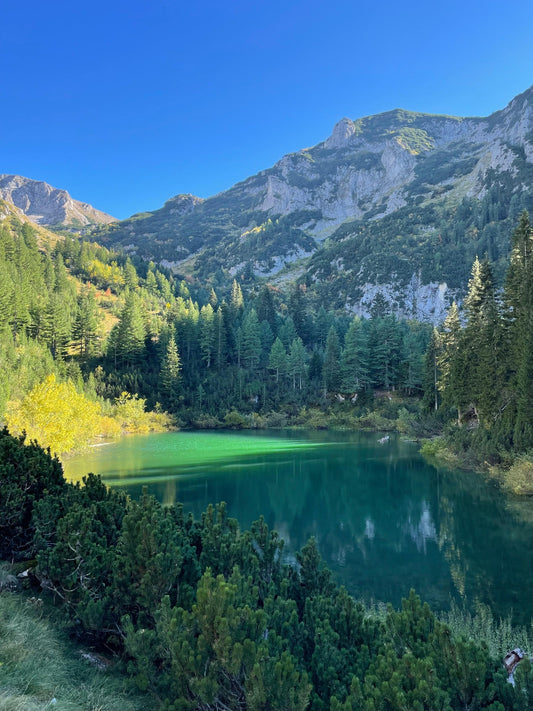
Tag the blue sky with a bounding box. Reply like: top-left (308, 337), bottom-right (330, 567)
top-left (2, 0), bottom-right (532, 219)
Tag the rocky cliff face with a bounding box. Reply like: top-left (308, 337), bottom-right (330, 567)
top-left (97, 86), bottom-right (533, 321)
top-left (0, 175), bottom-right (116, 227)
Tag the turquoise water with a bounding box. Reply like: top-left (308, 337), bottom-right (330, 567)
top-left (64, 430), bottom-right (533, 623)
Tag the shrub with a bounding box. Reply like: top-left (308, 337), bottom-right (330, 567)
top-left (223, 410), bottom-right (249, 429)
top-left (504, 455), bottom-right (533, 496)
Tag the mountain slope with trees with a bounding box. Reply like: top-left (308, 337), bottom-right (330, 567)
top-left (0, 201), bottom-right (173, 454)
top-left (93, 87), bottom-right (533, 320)
top-left (421, 211), bottom-right (533, 492)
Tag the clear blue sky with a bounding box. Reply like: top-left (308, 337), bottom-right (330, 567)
top-left (2, 0), bottom-right (532, 219)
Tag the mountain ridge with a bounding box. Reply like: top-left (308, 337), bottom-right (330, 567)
top-left (6, 87), bottom-right (533, 322)
top-left (95, 87), bottom-right (533, 299)
top-left (0, 174), bottom-right (117, 228)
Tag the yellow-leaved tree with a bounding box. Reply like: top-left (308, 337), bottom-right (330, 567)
top-left (6, 374), bottom-right (105, 455)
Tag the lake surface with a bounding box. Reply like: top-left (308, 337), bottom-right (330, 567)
top-left (64, 430), bottom-right (533, 624)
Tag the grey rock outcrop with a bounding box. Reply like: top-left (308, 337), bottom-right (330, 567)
top-left (0, 175), bottom-right (116, 227)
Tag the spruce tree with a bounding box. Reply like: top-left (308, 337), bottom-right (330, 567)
top-left (242, 308), bottom-right (261, 370)
top-left (230, 278), bottom-right (244, 316)
top-left (341, 317), bottom-right (370, 392)
top-left (199, 303), bottom-right (216, 368)
top-left (268, 337), bottom-right (287, 383)
top-left (114, 293), bottom-right (146, 367)
top-left (324, 325), bottom-right (341, 392)
top-left (287, 337), bottom-right (306, 390)
top-left (255, 285), bottom-right (276, 332)
top-left (160, 335), bottom-right (181, 410)
top-left (73, 286), bottom-right (100, 357)
top-left (422, 329), bottom-right (441, 411)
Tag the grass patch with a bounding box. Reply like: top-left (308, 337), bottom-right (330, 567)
top-left (441, 600), bottom-right (533, 661)
top-left (0, 591), bottom-right (146, 711)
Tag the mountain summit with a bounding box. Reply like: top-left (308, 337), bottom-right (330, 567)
top-left (99, 86), bottom-right (533, 319)
top-left (0, 175), bottom-right (116, 228)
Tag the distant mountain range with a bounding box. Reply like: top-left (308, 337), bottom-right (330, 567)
top-left (0, 175), bottom-right (116, 227)
top-left (4, 86), bottom-right (533, 321)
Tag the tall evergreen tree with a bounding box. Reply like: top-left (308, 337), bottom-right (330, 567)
top-left (422, 329), bottom-right (441, 412)
top-left (462, 257), bottom-right (502, 425)
top-left (513, 308), bottom-right (533, 450)
top-left (288, 284), bottom-right (309, 343)
top-left (230, 279), bottom-right (244, 317)
top-left (288, 337), bottom-right (307, 390)
top-left (113, 293), bottom-right (146, 367)
top-left (255, 285), bottom-right (276, 332)
top-left (368, 317), bottom-right (402, 389)
top-left (199, 304), bottom-right (216, 368)
top-left (41, 293), bottom-right (71, 359)
top-left (341, 317), bottom-right (370, 392)
top-left (242, 308), bottom-right (261, 370)
top-left (214, 306), bottom-right (228, 369)
top-left (324, 326), bottom-right (342, 392)
top-left (268, 337), bottom-right (287, 383)
top-left (160, 335), bottom-right (181, 410)
top-left (73, 286), bottom-right (100, 357)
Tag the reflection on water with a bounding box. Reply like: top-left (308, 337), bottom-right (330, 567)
top-left (64, 430), bottom-right (533, 623)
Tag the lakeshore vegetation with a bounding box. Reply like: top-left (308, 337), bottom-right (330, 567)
top-left (1, 427), bottom-right (533, 711)
top-left (1, 205), bottom-right (533, 491)
top-left (1, 205), bottom-right (533, 707)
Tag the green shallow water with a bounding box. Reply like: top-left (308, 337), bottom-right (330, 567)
top-left (64, 430), bottom-right (533, 623)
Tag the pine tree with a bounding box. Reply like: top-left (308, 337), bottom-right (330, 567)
top-left (505, 210), bottom-right (533, 327)
top-left (113, 293), bottom-right (146, 367)
top-left (41, 293), bottom-right (71, 359)
top-left (73, 286), bottom-right (100, 357)
top-left (324, 325), bottom-right (342, 392)
top-left (315, 306), bottom-right (333, 349)
top-left (437, 302), bottom-right (461, 398)
top-left (341, 317), bottom-right (370, 392)
top-left (230, 279), bottom-right (244, 316)
top-left (278, 316), bottom-right (298, 350)
top-left (242, 308), bottom-right (262, 370)
top-left (214, 306), bottom-right (227, 369)
top-left (422, 329), bottom-right (441, 412)
top-left (124, 258), bottom-right (139, 289)
top-left (145, 268), bottom-right (158, 294)
top-left (288, 284), bottom-right (308, 343)
top-left (0, 263), bottom-right (14, 331)
top-left (208, 287), bottom-right (218, 309)
top-left (199, 303), bottom-right (216, 368)
top-left (287, 337), bottom-right (307, 389)
top-left (462, 258), bottom-right (502, 426)
top-left (268, 337), bottom-right (287, 383)
top-left (259, 319), bottom-right (274, 366)
top-left (513, 309), bottom-right (533, 450)
top-left (368, 317), bottom-right (402, 389)
top-left (402, 326), bottom-right (427, 395)
top-left (255, 285), bottom-right (276, 332)
top-left (160, 336), bottom-right (181, 410)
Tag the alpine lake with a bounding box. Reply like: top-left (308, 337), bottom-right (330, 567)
top-left (64, 430), bottom-right (533, 625)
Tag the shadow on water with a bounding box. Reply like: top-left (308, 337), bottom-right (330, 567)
top-left (64, 429), bottom-right (533, 624)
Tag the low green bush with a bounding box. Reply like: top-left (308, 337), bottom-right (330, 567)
top-left (504, 455), bottom-right (533, 496)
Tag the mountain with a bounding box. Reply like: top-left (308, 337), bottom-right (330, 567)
top-left (0, 198), bottom-right (65, 250)
top-left (97, 87), bottom-right (533, 320)
top-left (0, 175), bottom-right (116, 228)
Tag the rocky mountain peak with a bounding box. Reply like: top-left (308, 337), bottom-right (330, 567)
top-left (163, 193), bottom-right (204, 216)
top-left (0, 174), bottom-right (116, 227)
top-left (325, 117), bottom-right (357, 149)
